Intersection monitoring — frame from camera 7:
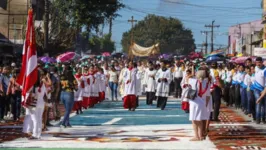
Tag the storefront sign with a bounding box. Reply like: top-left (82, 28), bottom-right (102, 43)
top-left (254, 48), bottom-right (266, 58)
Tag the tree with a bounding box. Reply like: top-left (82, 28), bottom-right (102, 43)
top-left (89, 34), bottom-right (115, 54)
top-left (121, 15), bottom-right (195, 54)
top-left (54, 0), bottom-right (124, 32)
top-left (35, 1), bottom-right (76, 55)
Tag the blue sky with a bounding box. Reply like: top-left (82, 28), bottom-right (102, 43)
top-left (105, 0), bottom-right (262, 52)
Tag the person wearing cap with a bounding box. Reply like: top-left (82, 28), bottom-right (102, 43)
top-left (253, 57), bottom-right (266, 124)
top-left (155, 61), bottom-right (172, 110)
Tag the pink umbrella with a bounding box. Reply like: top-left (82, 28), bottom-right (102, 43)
top-left (56, 52), bottom-right (80, 63)
top-left (102, 52), bottom-right (111, 57)
top-left (234, 56), bottom-right (250, 64)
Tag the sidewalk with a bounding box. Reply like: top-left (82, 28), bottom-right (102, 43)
top-left (209, 104), bottom-right (266, 150)
top-left (0, 103), bottom-right (67, 143)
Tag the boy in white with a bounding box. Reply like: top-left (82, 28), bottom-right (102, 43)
top-left (253, 57), bottom-right (266, 124)
top-left (123, 61), bottom-right (138, 111)
top-left (156, 61), bottom-right (171, 110)
top-left (144, 62), bottom-right (157, 105)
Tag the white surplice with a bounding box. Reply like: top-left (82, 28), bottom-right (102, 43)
top-left (99, 73), bottom-right (106, 93)
top-left (144, 68), bottom-right (157, 92)
top-left (155, 68), bottom-right (171, 97)
top-left (82, 74), bottom-right (93, 98)
top-left (124, 68), bottom-right (138, 96)
top-left (118, 67), bottom-right (127, 98)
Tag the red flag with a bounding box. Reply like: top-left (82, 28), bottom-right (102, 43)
top-left (17, 9), bottom-right (38, 107)
top-left (16, 9), bottom-right (32, 86)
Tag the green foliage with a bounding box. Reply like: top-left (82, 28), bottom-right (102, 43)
top-left (54, 0), bottom-right (124, 31)
top-left (35, 0), bottom-right (76, 55)
top-left (121, 14), bottom-right (195, 54)
top-left (89, 34), bottom-right (115, 54)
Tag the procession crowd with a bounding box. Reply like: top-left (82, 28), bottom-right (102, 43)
top-left (0, 56), bottom-right (266, 141)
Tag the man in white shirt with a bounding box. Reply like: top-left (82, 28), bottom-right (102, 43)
top-left (253, 57), bottom-right (266, 124)
top-left (173, 60), bottom-right (183, 98)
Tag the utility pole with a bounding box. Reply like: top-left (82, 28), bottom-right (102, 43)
top-left (44, 0), bottom-right (49, 53)
top-left (128, 16), bottom-right (137, 45)
top-left (201, 31), bottom-right (211, 54)
top-left (205, 20), bottom-right (220, 52)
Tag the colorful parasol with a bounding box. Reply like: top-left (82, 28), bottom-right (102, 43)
top-left (40, 56), bottom-right (56, 63)
top-left (234, 56), bottom-right (250, 64)
top-left (189, 52), bottom-right (203, 59)
top-left (80, 55), bottom-right (90, 60)
top-left (102, 52), bottom-right (111, 57)
top-left (56, 52), bottom-right (80, 63)
top-left (205, 55), bottom-right (224, 63)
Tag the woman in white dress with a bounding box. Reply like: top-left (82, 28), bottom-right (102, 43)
top-left (184, 69), bottom-right (210, 141)
top-left (29, 70), bottom-right (51, 139)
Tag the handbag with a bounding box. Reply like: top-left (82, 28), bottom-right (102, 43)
top-left (185, 80), bottom-right (198, 100)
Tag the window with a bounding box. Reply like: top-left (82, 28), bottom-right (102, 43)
top-left (0, 0), bottom-right (7, 10)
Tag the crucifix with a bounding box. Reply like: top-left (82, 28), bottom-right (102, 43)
top-left (128, 16), bottom-right (137, 45)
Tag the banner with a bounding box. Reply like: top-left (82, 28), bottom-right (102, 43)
top-left (254, 48), bottom-right (266, 58)
top-left (130, 43), bottom-right (160, 57)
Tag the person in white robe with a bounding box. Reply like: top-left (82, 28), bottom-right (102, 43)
top-left (123, 61), bottom-right (138, 111)
top-left (82, 66), bottom-right (94, 108)
top-left (144, 62), bottom-right (157, 105)
top-left (92, 66), bottom-right (101, 105)
top-left (73, 68), bottom-right (84, 114)
top-left (28, 70), bottom-right (51, 139)
top-left (155, 61), bottom-right (171, 110)
top-left (119, 63), bottom-right (127, 100)
top-left (99, 68), bottom-right (107, 102)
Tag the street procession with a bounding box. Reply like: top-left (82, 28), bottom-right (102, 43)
top-left (1, 0), bottom-right (266, 149)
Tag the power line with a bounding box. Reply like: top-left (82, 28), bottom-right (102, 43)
top-left (162, 0), bottom-right (261, 10)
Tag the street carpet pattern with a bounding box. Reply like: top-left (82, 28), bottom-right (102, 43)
top-left (0, 103), bottom-right (66, 143)
top-left (50, 129), bottom-right (190, 143)
top-left (209, 104), bottom-right (266, 150)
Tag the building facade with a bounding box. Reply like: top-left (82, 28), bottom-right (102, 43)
top-left (228, 20), bottom-right (263, 56)
top-left (0, 0), bottom-right (44, 44)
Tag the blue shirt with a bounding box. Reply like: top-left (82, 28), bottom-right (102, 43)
top-left (0, 74), bottom-right (10, 93)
